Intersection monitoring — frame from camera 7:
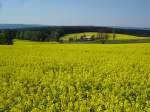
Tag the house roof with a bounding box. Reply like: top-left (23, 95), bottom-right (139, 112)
top-left (84, 36), bottom-right (91, 39)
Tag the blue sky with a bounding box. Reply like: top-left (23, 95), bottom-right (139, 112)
top-left (0, 0), bottom-right (150, 28)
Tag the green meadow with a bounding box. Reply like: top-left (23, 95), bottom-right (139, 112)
top-left (0, 40), bottom-right (150, 111)
top-left (60, 32), bottom-right (148, 41)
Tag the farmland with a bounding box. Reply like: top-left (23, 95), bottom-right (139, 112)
top-left (60, 32), bottom-right (150, 44)
top-left (0, 40), bottom-right (150, 111)
top-left (60, 32), bottom-right (148, 41)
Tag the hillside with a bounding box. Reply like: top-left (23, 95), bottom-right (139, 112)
top-left (61, 32), bottom-right (148, 41)
top-left (59, 32), bottom-right (150, 44)
top-left (0, 24), bottom-right (47, 29)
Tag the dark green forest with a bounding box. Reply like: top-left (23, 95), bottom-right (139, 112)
top-left (1, 26), bottom-right (150, 45)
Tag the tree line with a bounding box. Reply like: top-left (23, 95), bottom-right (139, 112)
top-left (16, 29), bottom-right (64, 42)
top-left (0, 28), bottom-right (65, 44)
top-left (0, 30), bottom-right (16, 45)
top-left (0, 26), bottom-right (150, 45)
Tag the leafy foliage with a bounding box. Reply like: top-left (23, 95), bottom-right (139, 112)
top-left (0, 30), bottom-right (14, 45)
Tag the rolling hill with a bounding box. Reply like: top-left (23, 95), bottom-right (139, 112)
top-left (0, 24), bottom-right (48, 29)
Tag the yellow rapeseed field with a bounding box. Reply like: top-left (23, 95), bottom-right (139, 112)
top-left (0, 41), bottom-right (150, 111)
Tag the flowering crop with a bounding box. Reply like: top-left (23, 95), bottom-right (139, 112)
top-left (0, 42), bottom-right (150, 111)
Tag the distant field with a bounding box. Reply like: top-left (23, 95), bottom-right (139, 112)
top-left (0, 41), bottom-right (150, 111)
top-left (60, 32), bottom-right (148, 41)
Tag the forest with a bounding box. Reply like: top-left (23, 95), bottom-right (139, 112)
top-left (1, 26), bottom-right (150, 44)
